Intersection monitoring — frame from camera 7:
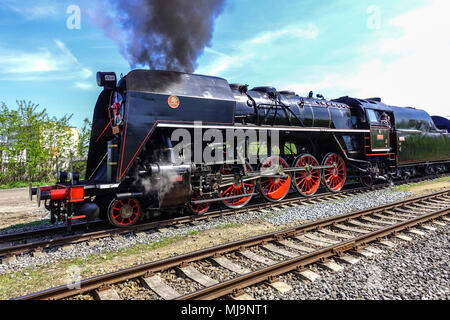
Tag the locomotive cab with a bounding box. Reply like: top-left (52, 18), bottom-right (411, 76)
top-left (365, 108), bottom-right (392, 153)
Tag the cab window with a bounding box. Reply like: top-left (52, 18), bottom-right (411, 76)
top-left (366, 109), bottom-right (379, 124)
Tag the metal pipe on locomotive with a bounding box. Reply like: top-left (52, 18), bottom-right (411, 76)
top-left (30, 70), bottom-right (450, 229)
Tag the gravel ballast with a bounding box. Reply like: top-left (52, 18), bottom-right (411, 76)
top-left (264, 189), bottom-right (414, 225)
top-left (248, 224), bottom-right (450, 300)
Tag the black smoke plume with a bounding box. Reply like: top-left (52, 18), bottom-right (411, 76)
top-left (92, 0), bottom-right (226, 73)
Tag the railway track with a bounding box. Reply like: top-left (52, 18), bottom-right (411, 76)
top-left (0, 174), bottom-right (447, 262)
top-left (14, 189), bottom-right (450, 300)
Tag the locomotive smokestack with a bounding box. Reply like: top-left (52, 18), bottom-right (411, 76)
top-left (91, 0), bottom-right (226, 73)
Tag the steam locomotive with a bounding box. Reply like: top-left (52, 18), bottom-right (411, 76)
top-left (30, 70), bottom-right (450, 228)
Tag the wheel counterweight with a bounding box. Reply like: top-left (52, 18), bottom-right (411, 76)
top-left (258, 156), bottom-right (291, 202)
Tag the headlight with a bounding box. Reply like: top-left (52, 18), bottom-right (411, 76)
top-left (97, 72), bottom-right (117, 88)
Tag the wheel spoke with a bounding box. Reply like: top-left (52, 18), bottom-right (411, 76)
top-left (223, 186), bottom-right (233, 195)
top-left (322, 154), bottom-right (346, 192)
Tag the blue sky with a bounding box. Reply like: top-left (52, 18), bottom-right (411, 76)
top-left (0, 0), bottom-right (448, 129)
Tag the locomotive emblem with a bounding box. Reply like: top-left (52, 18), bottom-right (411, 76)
top-left (168, 95), bottom-right (180, 109)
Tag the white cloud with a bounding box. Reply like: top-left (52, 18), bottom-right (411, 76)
top-left (53, 39), bottom-right (93, 79)
top-left (202, 48), bottom-right (255, 77)
top-left (0, 48), bottom-right (57, 74)
top-left (3, 0), bottom-right (61, 20)
top-left (73, 82), bottom-right (95, 91)
top-left (198, 23), bottom-right (319, 76)
top-left (0, 39), bottom-right (93, 89)
top-left (283, 0), bottom-right (450, 116)
top-left (250, 23), bottom-right (319, 44)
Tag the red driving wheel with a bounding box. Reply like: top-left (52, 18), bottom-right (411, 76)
top-left (188, 190), bottom-right (210, 216)
top-left (107, 198), bottom-right (141, 228)
top-left (258, 156), bottom-right (291, 202)
top-left (293, 154), bottom-right (321, 196)
top-left (220, 163), bottom-right (255, 209)
top-left (322, 153), bottom-right (346, 192)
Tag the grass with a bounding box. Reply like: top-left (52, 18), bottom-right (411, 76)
top-left (0, 267), bottom-right (53, 299)
top-left (217, 222), bottom-right (241, 229)
top-left (0, 215), bottom-right (249, 299)
top-left (393, 176), bottom-right (450, 192)
top-left (0, 234), bottom-right (189, 299)
top-left (0, 180), bottom-right (53, 190)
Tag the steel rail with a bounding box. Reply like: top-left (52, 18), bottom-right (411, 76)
top-left (179, 205), bottom-right (450, 300)
top-left (13, 189), bottom-right (450, 300)
top-left (0, 221), bottom-right (104, 244)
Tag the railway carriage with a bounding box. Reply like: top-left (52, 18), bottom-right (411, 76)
top-left (432, 116), bottom-right (450, 133)
top-left (30, 70), bottom-right (450, 228)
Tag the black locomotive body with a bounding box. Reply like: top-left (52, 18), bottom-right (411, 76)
top-left (31, 70), bottom-right (450, 228)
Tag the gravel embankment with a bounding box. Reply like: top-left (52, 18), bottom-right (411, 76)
top-left (264, 189), bottom-right (414, 225)
top-left (248, 225), bottom-right (450, 300)
top-left (0, 189), bottom-right (413, 274)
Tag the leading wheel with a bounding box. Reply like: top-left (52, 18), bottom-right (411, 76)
top-left (107, 198), bottom-right (141, 228)
top-left (292, 154), bottom-right (321, 197)
top-left (258, 156), bottom-right (291, 202)
top-left (322, 153), bottom-right (346, 192)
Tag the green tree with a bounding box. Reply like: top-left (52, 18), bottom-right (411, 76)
top-left (78, 117), bottom-right (92, 158)
top-left (0, 100), bottom-right (75, 183)
top-left (73, 117), bottom-right (92, 178)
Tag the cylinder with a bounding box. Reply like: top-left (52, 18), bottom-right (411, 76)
top-left (79, 203), bottom-right (100, 222)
